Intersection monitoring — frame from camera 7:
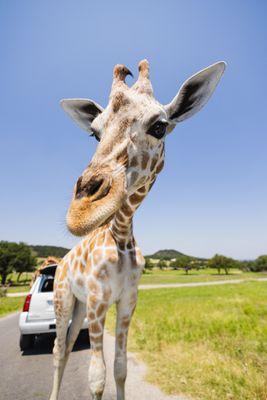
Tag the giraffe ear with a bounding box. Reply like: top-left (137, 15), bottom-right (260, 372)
top-left (164, 62), bottom-right (226, 126)
top-left (60, 98), bottom-right (103, 133)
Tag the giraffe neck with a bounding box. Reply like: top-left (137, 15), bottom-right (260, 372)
top-left (110, 176), bottom-right (156, 250)
top-left (110, 209), bottom-right (133, 249)
top-left (109, 143), bottom-right (165, 250)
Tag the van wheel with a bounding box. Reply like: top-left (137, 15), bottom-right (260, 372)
top-left (20, 334), bottom-right (35, 351)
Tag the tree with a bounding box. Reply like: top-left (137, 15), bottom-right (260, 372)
top-left (0, 242), bottom-right (16, 285)
top-left (170, 256), bottom-right (191, 274)
top-left (144, 257), bottom-right (154, 271)
top-left (0, 241), bottom-right (36, 284)
top-left (157, 260), bottom-right (167, 270)
top-left (208, 254), bottom-right (236, 275)
top-left (252, 255), bottom-right (267, 272)
top-left (169, 259), bottom-right (179, 270)
top-left (237, 260), bottom-right (252, 272)
top-left (179, 256), bottom-right (191, 274)
top-left (13, 243), bottom-right (36, 282)
top-left (30, 245), bottom-right (69, 258)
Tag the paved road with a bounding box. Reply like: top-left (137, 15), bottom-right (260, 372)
top-left (0, 313), bottom-right (185, 400)
top-left (139, 277), bottom-right (267, 290)
top-left (8, 277), bottom-right (267, 297)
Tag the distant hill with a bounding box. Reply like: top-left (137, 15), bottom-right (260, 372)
top-left (30, 245), bottom-right (70, 258)
top-left (148, 249), bottom-right (186, 260)
top-left (147, 249), bottom-right (207, 261)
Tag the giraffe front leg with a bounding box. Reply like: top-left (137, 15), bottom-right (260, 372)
top-left (87, 294), bottom-right (109, 400)
top-left (114, 290), bottom-right (137, 400)
top-left (50, 283), bottom-right (75, 400)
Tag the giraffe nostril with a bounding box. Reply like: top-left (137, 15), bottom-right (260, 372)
top-left (75, 176), bottom-right (84, 199)
top-left (75, 175), bottom-right (111, 201)
top-left (87, 178), bottom-right (104, 197)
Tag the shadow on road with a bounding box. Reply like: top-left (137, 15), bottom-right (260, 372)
top-left (21, 330), bottom-right (90, 356)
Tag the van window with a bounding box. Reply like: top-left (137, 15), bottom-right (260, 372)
top-left (41, 278), bottom-right (54, 292)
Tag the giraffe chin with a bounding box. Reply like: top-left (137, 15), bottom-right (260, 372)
top-left (66, 176), bottom-right (126, 237)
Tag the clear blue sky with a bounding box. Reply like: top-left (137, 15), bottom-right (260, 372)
top-left (1, 1), bottom-right (266, 259)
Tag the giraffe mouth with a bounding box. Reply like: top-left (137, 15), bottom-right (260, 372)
top-left (66, 173), bottom-right (126, 237)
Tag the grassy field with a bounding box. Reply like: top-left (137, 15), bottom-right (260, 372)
top-left (7, 285), bottom-right (30, 293)
top-left (0, 297), bottom-right (25, 317)
top-left (106, 281), bottom-right (267, 400)
top-left (140, 268), bottom-right (266, 285)
top-left (3, 269), bottom-right (266, 294)
top-left (7, 271), bottom-right (33, 282)
top-left (4, 271), bottom-right (32, 293)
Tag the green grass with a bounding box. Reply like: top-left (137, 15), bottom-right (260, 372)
top-left (4, 271), bottom-right (32, 293)
top-left (106, 282), bottom-right (267, 400)
top-left (7, 285), bottom-right (30, 293)
top-left (0, 296), bottom-right (25, 317)
top-left (7, 271), bottom-right (33, 283)
top-left (140, 268), bottom-right (266, 285)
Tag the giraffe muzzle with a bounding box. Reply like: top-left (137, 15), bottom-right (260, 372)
top-left (66, 171), bottom-right (126, 237)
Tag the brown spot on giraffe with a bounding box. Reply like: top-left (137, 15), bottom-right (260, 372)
top-left (120, 202), bottom-right (133, 218)
top-left (76, 277), bottom-right (84, 287)
top-left (117, 252), bottom-right (125, 273)
top-left (117, 333), bottom-right (124, 349)
top-left (112, 92), bottom-right (130, 113)
top-left (79, 263), bottom-right (84, 273)
top-left (88, 279), bottom-right (99, 293)
top-left (141, 151), bottom-right (149, 169)
top-left (96, 303), bottom-right (107, 318)
top-left (156, 159), bottom-right (164, 174)
top-left (88, 294), bottom-right (98, 309)
top-left (103, 286), bottom-right (112, 302)
top-left (92, 249), bottom-right (102, 265)
top-left (88, 311), bottom-right (96, 320)
top-left (105, 249), bottom-right (118, 264)
top-left (73, 260), bottom-right (79, 273)
top-left (93, 265), bottom-right (109, 281)
top-left (129, 192), bottom-right (145, 205)
top-left (89, 321), bottom-right (101, 334)
top-left (129, 249), bottom-right (137, 268)
top-left (137, 185), bottom-right (146, 194)
top-left (130, 156), bottom-right (138, 167)
top-left (57, 282), bottom-right (64, 289)
top-left (126, 239), bottom-right (134, 249)
top-left (121, 317), bottom-right (130, 329)
top-left (99, 316), bottom-right (106, 326)
top-left (83, 248), bottom-right (88, 261)
top-left (85, 257), bottom-right (92, 273)
top-left (59, 263), bottom-right (68, 281)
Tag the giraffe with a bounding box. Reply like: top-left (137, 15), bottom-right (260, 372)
top-left (49, 59), bottom-right (226, 400)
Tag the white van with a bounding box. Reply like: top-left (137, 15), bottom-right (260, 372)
top-left (19, 264), bottom-right (88, 351)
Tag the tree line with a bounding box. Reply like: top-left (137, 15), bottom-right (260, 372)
top-left (145, 254), bottom-right (267, 274)
top-left (1, 240), bottom-right (267, 285)
top-left (0, 241), bottom-right (36, 284)
top-left (0, 241), bottom-right (72, 285)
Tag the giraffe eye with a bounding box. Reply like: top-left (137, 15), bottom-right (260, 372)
top-left (90, 128), bottom-right (101, 142)
top-left (147, 121), bottom-right (167, 139)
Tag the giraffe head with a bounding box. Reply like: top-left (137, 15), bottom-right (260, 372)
top-left (61, 59), bottom-right (226, 236)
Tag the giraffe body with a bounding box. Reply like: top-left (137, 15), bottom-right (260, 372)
top-left (56, 226), bottom-right (144, 308)
top-left (50, 59), bottom-right (226, 400)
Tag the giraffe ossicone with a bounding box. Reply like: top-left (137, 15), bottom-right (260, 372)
top-left (50, 59), bottom-right (226, 400)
